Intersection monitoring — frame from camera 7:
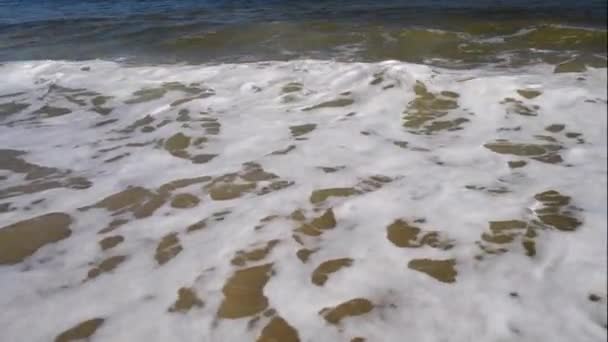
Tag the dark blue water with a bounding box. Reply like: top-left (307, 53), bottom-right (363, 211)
top-left (1, 0), bottom-right (606, 25)
top-left (0, 0), bottom-right (606, 65)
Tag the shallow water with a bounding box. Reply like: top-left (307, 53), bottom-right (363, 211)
top-left (0, 1), bottom-right (606, 341)
top-left (0, 58), bottom-right (605, 342)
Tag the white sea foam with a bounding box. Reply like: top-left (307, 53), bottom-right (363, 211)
top-left (0, 59), bottom-right (605, 342)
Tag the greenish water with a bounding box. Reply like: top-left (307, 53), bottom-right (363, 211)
top-left (0, 0), bottom-right (606, 67)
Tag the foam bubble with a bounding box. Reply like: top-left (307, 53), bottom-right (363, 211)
top-left (0, 59), bottom-right (605, 342)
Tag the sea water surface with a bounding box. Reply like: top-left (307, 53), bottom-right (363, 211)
top-left (0, 1), bottom-right (606, 341)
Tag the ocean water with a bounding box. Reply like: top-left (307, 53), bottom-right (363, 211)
top-left (0, 1), bottom-right (606, 342)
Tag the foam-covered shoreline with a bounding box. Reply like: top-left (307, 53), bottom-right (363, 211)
top-left (0, 59), bottom-right (606, 341)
